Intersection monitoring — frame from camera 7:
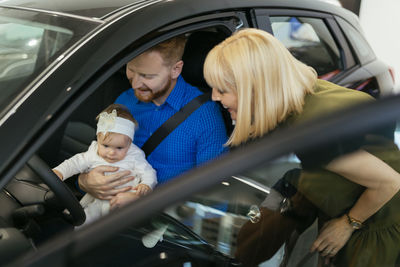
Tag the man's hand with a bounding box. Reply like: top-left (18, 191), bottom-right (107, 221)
top-left (78, 165), bottom-right (134, 200)
top-left (133, 184), bottom-right (152, 196)
top-left (110, 191), bottom-right (140, 210)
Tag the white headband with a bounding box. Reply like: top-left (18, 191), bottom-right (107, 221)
top-left (96, 109), bottom-right (135, 139)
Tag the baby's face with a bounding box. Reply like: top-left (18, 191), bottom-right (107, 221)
top-left (97, 132), bottom-right (131, 163)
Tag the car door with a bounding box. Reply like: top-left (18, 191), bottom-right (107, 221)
top-left (252, 8), bottom-right (386, 97)
top-left (2, 6), bottom-right (252, 267)
top-left (63, 95), bottom-right (400, 267)
top-left (5, 3), bottom-right (400, 267)
top-left (18, 85), bottom-right (399, 267)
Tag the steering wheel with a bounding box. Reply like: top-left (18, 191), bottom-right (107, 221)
top-left (27, 155), bottom-right (85, 226)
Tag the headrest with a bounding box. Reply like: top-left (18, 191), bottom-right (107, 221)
top-left (181, 31), bottom-right (226, 91)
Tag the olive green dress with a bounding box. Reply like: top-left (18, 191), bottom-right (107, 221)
top-left (285, 80), bottom-right (400, 266)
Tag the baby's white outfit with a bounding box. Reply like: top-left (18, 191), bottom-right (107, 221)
top-left (54, 141), bottom-right (157, 225)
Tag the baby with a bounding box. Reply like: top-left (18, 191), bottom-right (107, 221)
top-left (53, 104), bottom-right (157, 225)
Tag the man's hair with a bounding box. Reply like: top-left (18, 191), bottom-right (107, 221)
top-left (96, 103), bottom-right (137, 140)
top-left (204, 28), bottom-right (317, 146)
top-left (147, 35), bottom-right (187, 66)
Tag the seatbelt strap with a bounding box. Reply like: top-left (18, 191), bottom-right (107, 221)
top-left (141, 92), bottom-right (211, 157)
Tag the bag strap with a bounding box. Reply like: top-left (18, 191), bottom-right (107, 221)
top-left (141, 92), bottom-right (211, 157)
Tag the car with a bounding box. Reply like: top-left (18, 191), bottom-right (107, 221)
top-left (0, 0), bottom-right (398, 266)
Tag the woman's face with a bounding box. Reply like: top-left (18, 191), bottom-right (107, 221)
top-left (211, 87), bottom-right (238, 120)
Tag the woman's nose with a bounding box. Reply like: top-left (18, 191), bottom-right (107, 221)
top-left (211, 88), bottom-right (221, 101)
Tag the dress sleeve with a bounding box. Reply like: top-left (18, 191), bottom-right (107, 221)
top-left (296, 122), bottom-right (396, 169)
top-left (53, 142), bottom-right (95, 180)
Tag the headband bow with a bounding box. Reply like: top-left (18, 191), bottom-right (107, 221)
top-left (96, 109), bottom-right (135, 139)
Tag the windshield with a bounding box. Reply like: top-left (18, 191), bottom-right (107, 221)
top-left (0, 7), bottom-right (100, 115)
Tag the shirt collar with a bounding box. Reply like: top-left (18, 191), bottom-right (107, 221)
top-left (131, 90), bottom-right (140, 104)
top-left (164, 75), bottom-right (188, 111)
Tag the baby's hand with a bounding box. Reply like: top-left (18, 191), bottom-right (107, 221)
top-left (133, 184), bottom-right (152, 196)
top-left (52, 169), bottom-right (63, 180)
top-left (110, 191), bottom-right (140, 210)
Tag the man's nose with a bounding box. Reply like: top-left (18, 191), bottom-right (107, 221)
top-left (129, 72), bottom-right (143, 89)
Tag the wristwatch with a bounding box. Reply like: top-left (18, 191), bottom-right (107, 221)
top-left (346, 213), bottom-right (363, 230)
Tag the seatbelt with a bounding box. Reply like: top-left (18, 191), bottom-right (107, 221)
top-left (141, 92), bottom-right (211, 157)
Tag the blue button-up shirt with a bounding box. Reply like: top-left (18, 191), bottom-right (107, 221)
top-left (116, 76), bottom-right (228, 184)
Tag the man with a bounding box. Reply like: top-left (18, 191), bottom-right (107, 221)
top-left (78, 35), bottom-right (228, 208)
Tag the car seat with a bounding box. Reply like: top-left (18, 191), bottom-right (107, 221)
top-left (38, 68), bottom-right (130, 168)
top-left (181, 30), bottom-right (233, 135)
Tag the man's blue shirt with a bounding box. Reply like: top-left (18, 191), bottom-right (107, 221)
top-left (115, 76), bottom-right (228, 184)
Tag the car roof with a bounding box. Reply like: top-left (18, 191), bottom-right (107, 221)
top-left (0, 0), bottom-right (356, 22)
top-left (0, 0), bottom-right (151, 19)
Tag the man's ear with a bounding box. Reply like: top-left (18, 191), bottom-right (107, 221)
top-left (171, 60), bottom-right (183, 79)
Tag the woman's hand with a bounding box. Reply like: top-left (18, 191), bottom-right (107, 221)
top-left (110, 191), bottom-right (140, 210)
top-left (311, 215), bottom-right (354, 258)
top-left (78, 165), bottom-right (135, 200)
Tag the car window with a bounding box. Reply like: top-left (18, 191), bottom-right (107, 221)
top-left (270, 16), bottom-right (342, 80)
top-left (72, 213), bottom-right (217, 267)
top-left (160, 118), bottom-right (400, 266)
top-left (0, 7), bottom-right (99, 116)
top-left (165, 175), bottom-right (271, 256)
top-left (162, 155), bottom-right (301, 261)
top-left (0, 23), bottom-right (44, 78)
top-left (72, 124), bottom-right (400, 267)
top-left (336, 16), bottom-right (376, 64)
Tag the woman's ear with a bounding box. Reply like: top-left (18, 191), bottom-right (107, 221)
top-left (171, 60), bottom-right (183, 79)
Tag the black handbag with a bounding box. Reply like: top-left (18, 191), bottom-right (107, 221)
top-left (235, 170), bottom-right (317, 266)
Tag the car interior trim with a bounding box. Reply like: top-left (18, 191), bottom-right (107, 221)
top-left (0, 5), bottom-right (104, 23)
top-left (232, 176), bottom-right (271, 194)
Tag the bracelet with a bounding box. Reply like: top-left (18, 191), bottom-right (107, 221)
top-left (346, 213), bottom-right (363, 230)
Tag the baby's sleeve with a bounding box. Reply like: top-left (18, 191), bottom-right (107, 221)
top-left (129, 146), bottom-right (157, 189)
top-left (53, 142), bottom-right (95, 180)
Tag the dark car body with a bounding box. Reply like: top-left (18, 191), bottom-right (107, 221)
top-left (0, 0), bottom-right (398, 266)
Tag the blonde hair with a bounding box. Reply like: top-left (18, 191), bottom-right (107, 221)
top-left (96, 103), bottom-right (137, 141)
top-left (204, 28), bottom-right (317, 146)
top-left (147, 35), bottom-right (187, 66)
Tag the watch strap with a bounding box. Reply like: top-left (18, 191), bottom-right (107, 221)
top-left (346, 213), bottom-right (363, 230)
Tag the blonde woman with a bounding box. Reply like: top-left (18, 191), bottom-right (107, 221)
top-left (204, 28), bottom-right (400, 266)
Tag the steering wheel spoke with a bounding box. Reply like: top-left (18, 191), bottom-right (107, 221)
top-left (26, 155), bottom-right (85, 226)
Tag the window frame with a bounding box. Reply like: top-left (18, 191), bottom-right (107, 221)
top-left (252, 8), bottom-right (356, 81)
top-left (4, 10), bottom-right (250, 265)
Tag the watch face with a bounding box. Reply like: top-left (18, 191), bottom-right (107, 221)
top-left (350, 221), bottom-right (362, 229)
top-left (347, 214), bottom-right (363, 229)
